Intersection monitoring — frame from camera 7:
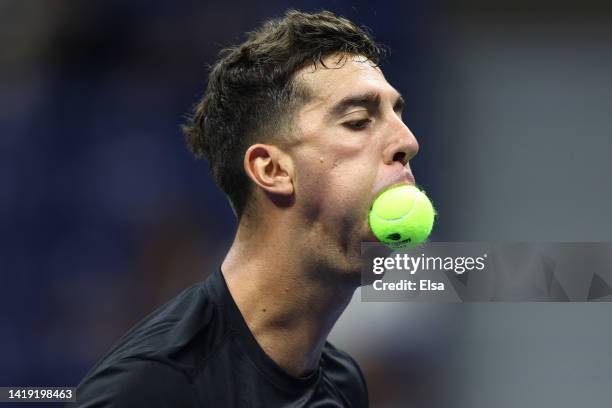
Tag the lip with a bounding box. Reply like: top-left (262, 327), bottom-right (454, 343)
top-left (373, 167), bottom-right (416, 200)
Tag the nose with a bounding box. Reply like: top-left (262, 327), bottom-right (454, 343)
top-left (382, 119), bottom-right (419, 166)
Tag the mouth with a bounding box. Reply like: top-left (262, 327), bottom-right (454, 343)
top-left (372, 167), bottom-right (416, 201)
top-left (362, 167), bottom-right (417, 242)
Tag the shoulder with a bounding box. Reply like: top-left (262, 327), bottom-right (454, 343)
top-left (72, 358), bottom-right (200, 407)
top-left (321, 342), bottom-right (369, 407)
top-left (74, 274), bottom-right (232, 407)
top-left (91, 278), bottom-right (229, 370)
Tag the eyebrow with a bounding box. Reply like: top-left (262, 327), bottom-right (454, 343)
top-left (328, 91), bottom-right (405, 118)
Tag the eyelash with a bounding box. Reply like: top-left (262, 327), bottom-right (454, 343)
top-left (344, 119), bottom-right (372, 130)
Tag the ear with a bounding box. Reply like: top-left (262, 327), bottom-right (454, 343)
top-left (243, 144), bottom-right (294, 196)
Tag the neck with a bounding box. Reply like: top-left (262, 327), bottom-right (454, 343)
top-left (221, 216), bottom-right (357, 377)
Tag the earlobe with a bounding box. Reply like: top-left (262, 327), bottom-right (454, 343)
top-left (244, 144), bottom-right (294, 196)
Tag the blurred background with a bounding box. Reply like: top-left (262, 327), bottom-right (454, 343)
top-left (1, 1), bottom-right (612, 407)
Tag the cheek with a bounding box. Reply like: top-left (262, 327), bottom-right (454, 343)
top-left (331, 163), bottom-right (376, 203)
top-left (295, 152), bottom-right (378, 221)
top-left (327, 147), bottom-right (381, 201)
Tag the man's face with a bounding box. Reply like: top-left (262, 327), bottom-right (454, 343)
top-left (288, 53), bottom-right (419, 270)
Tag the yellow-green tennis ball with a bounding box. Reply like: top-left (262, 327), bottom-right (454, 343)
top-left (368, 184), bottom-right (436, 248)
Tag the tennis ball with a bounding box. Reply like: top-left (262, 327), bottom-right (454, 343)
top-left (368, 184), bottom-right (436, 248)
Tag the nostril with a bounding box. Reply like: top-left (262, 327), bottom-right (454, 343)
top-left (393, 151), bottom-right (406, 164)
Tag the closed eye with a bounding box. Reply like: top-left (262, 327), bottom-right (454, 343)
top-left (344, 118), bottom-right (372, 131)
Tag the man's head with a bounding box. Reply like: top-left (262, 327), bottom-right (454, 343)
top-left (183, 10), bottom-right (382, 218)
top-left (183, 10), bottom-right (418, 275)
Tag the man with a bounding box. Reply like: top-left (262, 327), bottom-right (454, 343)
top-left (74, 9), bottom-right (418, 407)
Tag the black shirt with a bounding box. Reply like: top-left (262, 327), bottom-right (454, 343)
top-left (72, 269), bottom-right (369, 407)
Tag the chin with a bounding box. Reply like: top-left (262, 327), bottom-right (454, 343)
top-left (359, 225), bottom-right (378, 244)
top-left (338, 252), bottom-right (368, 287)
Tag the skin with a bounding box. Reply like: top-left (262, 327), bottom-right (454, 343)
top-left (221, 53), bottom-right (419, 377)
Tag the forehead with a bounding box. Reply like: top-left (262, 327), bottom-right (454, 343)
top-left (295, 53), bottom-right (398, 110)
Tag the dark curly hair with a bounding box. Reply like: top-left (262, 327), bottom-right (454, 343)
top-left (182, 9), bottom-right (383, 219)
